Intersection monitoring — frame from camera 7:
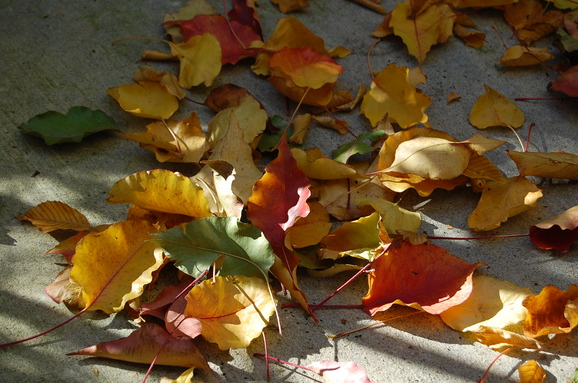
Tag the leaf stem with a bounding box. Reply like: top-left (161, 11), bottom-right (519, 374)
top-left (479, 346), bottom-right (515, 383)
top-left (427, 233), bottom-right (529, 240)
top-left (253, 353), bottom-right (317, 373)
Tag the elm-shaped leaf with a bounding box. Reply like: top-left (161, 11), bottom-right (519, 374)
top-left (20, 106), bottom-right (118, 145)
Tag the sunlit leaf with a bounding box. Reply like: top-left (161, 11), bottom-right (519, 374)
top-left (19, 106), bottom-right (118, 145)
top-left (523, 284), bottom-right (578, 337)
top-left (518, 360), bottom-right (546, 383)
top-left (319, 211), bottom-right (380, 260)
top-left (306, 360), bottom-right (375, 383)
top-left (184, 275), bottom-right (277, 349)
top-left (471, 326), bottom-right (542, 350)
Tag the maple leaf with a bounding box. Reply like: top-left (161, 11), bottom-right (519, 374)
top-left (123, 112), bottom-right (209, 163)
top-left (68, 323), bottom-right (211, 369)
top-left (154, 216), bottom-right (275, 279)
top-left (549, 65), bottom-right (578, 97)
top-left (285, 202), bottom-right (332, 249)
top-left (529, 205), bottom-right (578, 252)
top-left (360, 63), bottom-right (431, 128)
top-left (306, 360), bottom-right (375, 383)
top-left (470, 85), bottom-right (526, 129)
top-left (504, 0), bottom-right (564, 44)
top-left (19, 106), bottom-right (118, 145)
top-left (108, 169), bottom-right (212, 218)
top-left (16, 201), bottom-right (90, 233)
top-left (523, 284), bottom-right (578, 337)
top-left (177, 14), bottom-right (261, 64)
top-left (169, 33), bottom-right (222, 88)
top-left (389, 0), bottom-right (455, 63)
top-left (69, 220), bottom-right (164, 313)
top-left (362, 242), bottom-right (484, 316)
top-left (184, 275), bottom-right (277, 349)
top-left (108, 81), bottom-right (180, 120)
top-left (519, 360), bottom-right (547, 383)
top-left (468, 176), bottom-right (543, 231)
top-left (251, 16), bottom-right (351, 76)
top-left (440, 275), bottom-right (533, 332)
top-left (499, 46), bottom-right (555, 66)
top-left (508, 150), bottom-right (578, 180)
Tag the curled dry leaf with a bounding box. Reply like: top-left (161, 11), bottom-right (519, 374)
top-left (362, 242), bottom-right (484, 316)
top-left (529, 205), bottom-right (578, 253)
top-left (68, 323), bottom-right (211, 369)
top-left (306, 360), bottom-right (375, 383)
top-left (468, 176), bottom-right (543, 231)
top-left (523, 284), bottom-right (578, 337)
top-left (184, 275), bottom-right (277, 350)
top-left (440, 275), bottom-right (533, 332)
top-left (469, 84), bottom-right (525, 129)
top-left (508, 150), bottom-right (578, 180)
top-left (471, 326), bottom-right (542, 350)
top-left (16, 201), bottom-right (90, 233)
top-left (518, 360), bottom-right (546, 383)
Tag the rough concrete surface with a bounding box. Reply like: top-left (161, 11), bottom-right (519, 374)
top-left (1, 0), bottom-right (577, 382)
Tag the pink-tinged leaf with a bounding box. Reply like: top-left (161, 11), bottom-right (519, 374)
top-left (306, 361), bottom-right (375, 383)
top-left (139, 275), bottom-right (195, 320)
top-left (165, 291), bottom-right (203, 340)
top-left (45, 266), bottom-right (74, 304)
top-left (67, 323), bottom-right (210, 370)
top-left (549, 65), bottom-right (578, 97)
top-left (529, 205), bottom-right (578, 253)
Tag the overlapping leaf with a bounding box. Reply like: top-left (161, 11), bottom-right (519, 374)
top-left (529, 205), bottom-right (578, 252)
top-left (17, 201), bottom-right (90, 233)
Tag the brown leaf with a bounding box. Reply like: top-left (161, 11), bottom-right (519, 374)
top-left (523, 284), bottom-right (578, 337)
top-left (17, 201), bottom-right (90, 233)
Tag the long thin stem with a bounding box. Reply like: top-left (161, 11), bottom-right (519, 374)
top-left (311, 263), bottom-right (371, 314)
top-left (479, 346), bottom-right (515, 383)
top-left (428, 233), bottom-right (529, 240)
top-left (253, 353), bottom-right (317, 373)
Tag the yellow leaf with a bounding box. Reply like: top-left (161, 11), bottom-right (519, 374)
top-left (319, 211), bottom-right (380, 260)
top-left (169, 33), bottom-right (222, 88)
top-left (440, 275), bottom-right (533, 332)
top-left (17, 201), bottom-right (90, 233)
top-left (470, 85), bottom-right (525, 129)
top-left (472, 326), bottom-right (542, 350)
top-left (390, 1), bottom-right (455, 63)
top-left (291, 147), bottom-right (360, 180)
top-left (499, 45), bottom-right (554, 66)
top-left (285, 202), bottom-right (332, 249)
top-left (361, 63), bottom-right (431, 128)
top-left (271, 0), bottom-right (310, 13)
top-left (107, 82), bottom-right (179, 120)
top-left (507, 150), bottom-right (578, 180)
top-left (518, 360), bottom-right (546, 383)
top-left (69, 220), bottom-right (164, 313)
top-left (134, 66), bottom-right (186, 99)
top-left (107, 169), bottom-right (212, 218)
top-left (184, 275), bottom-right (277, 350)
top-left (123, 112), bottom-right (209, 163)
top-left (361, 197), bottom-right (421, 235)
top-left (468, 176), bottom-right (543, 231)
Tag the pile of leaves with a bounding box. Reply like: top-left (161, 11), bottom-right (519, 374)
top-left (9, 0), bottom-right (578, 382)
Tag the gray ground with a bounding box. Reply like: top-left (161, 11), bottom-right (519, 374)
top-left (1, 1), bottom-right (577, 382)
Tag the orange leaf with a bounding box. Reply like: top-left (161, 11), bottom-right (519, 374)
top-left (471, 326), bottom-right (542, 350)
top-left (504, 0), bottom-right (564, 44)
top-left (17, 201), bottom-right (90, 233)
top-left (518, 360), bottom-right (546, 383)
top-left (362, 242), bottom-right (484, 316)
top-left (269, 47), bottom-right (343, 89)
top-left (523, 284), bottom-right (578, 337)
top-left (107, 169), bottom-right (212, 218)
top-left (285, 202), bottom-right (332, 249)
top-left (68, 323), bottom-right (210, 369)
top-left (69, 220), bottom-right (164, 313)
top-left (271, 0), bottom-right (310, 13)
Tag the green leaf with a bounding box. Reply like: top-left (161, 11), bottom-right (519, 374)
top-left (332, 130), bottom-right (386, 163)
top-left (20, 106), bottom-right (118, 145)
top-left (154, 217), bottom-right (275, 279)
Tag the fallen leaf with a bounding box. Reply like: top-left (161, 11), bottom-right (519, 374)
top-left (518, 360), bottom-right (546, 383)
top-left (362, 242), bottom-right (484, 316)
top-left (499, 45), bottom-right (554, 66)
top-left (549, 65), bottom-right (578, 96)
top-left (470, 85), bottom-right (525, 129)
top-left (471, 326), bottom-right (542, 350)
top-left (361, 63), bottom-right (431, 128)
top-left (271, 0), bottom-right (310, 13)
top-left (107, 169), bottom-right (212, 218)
top-left (332, 130), bottom-right (386, 163)
top-left (169, 33), bottom-right (222, 88)
top-left (69, 220), bottom-right (164, 313)
top-left (390, 0), bottom-right (455, 63)
top-left (68, 323), bottom-right (211, 369)
top-left (529, 205), bottom-right (578, 252)
top-left (16, 201), bottom-right (90, 233)
top-left (292, 147), bottom-right (360, 180)
top-left (523, 284), bottom-right (578, 337)
top-left (163, 0), bottom-right (217, 43)
top-left (184, 275), bottom-right (277, 349)
top-left (154, 217), bottom-right (275, 279)
top-left (19, 106), bottom-right (118, 145)
top-left (508, 150), bottom-right (578, 180)
top-left (285, 202), bottom-right (332, 249)
top-left (133, 66), bottom-right (186, 99)
top-left (505, 0), bottom-right (564, 44)
top-left (468, 176), bottom-right (543, 231)
top-left (107, 82), bottom-right (179, 119)
top-left (361, 197), bottom-right (421, 236)
top-left (440, 275), bottom-right (533, 332)
top-left (306, 360), bottom-right (375, 383)
top-left (123, 112), bottom-right (209, 163)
